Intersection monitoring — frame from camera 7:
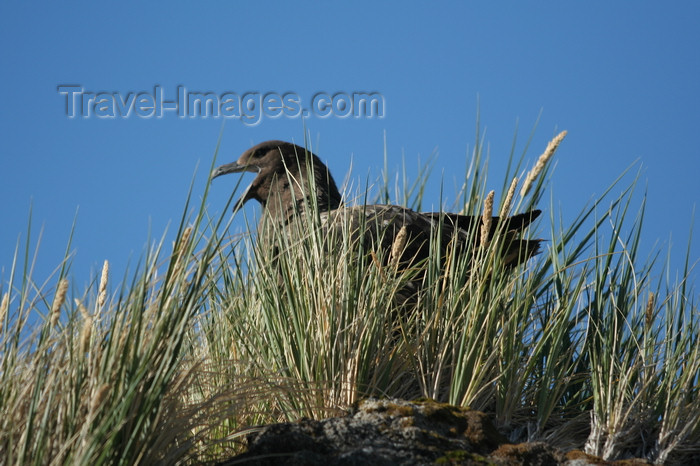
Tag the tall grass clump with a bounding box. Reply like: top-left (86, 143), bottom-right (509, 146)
top-left (1, 126), bottom-right (698, 464)
top-left (0, 134), bottom-right (247, 464)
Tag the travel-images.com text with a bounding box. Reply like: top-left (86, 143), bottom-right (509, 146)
top-left (57, 85), bottom-right (385, 126)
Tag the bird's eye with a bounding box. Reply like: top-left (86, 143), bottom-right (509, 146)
top-left (253, 150), bottom-right (264, 158)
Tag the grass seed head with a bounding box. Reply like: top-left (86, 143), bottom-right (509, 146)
top-left (521, 130), bottom-right (567, 198)
top-left (500, 177), bottom-right (518, 218)
top-left (90, 383), bottom-right (111, 414)
top-left (481, 190), bottom-right (494, 247)
top-left (645, 292), bottom-right (655, 328)
top-left (50, 279), bottom-right (69, 327)
top-left (80, 318), bottom-right (93, 354)
top-left (178, 226), bottom-right (193, 255)
top-left (75, 298), bottom-right (90, 320)
top-left (390, 226), bottom-right (408, 269)
top-left (0, 292), bottom-right (8, 326)
top-left (98, 260), bottom-right (109, 309)
top-left (171, 226), bottom-right (194, 278)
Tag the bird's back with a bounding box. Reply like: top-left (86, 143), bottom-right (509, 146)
top-left (316, 204), bottom-right (541, 276)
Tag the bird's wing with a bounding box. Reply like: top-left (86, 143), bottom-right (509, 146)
top-left (424, 209), bottom-right (541, 237)
top-left (319, 205), bottom-right (462, 265)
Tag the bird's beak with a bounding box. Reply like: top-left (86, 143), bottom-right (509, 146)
top-left (211, 161), bottom-right (261, 213)
top-left (210, 161), bottom-right (258, 180)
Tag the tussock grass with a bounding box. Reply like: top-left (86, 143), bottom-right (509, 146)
top-left (1, 129), bottom-right (698, 464)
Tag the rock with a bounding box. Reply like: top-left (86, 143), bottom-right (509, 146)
top-left (219, 398), bottom-right (652, 465)
top-left (221, 398), bottom-right (507, 465)
top-left (491, 442), bottom-right (564, 465)
top-left (563, 450), bottom-right (652, 466)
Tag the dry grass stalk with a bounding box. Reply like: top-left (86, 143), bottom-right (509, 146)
top-left (76, 298), bottom-right (93, 353)
top-left (0, 292), bottom-right (8, 326)
top-left (79, 320), bottom-right (93, 354)
top-left (481, 191), bottom-right (494, 247)
top-left (50, 279), bottom-right (69, 327)
top-left (520, 130), bottom-right (567, 197)
top-left (645, 292), bottom-right (655, 328)
top-left (89, 383), bottom-right (111, 415)
top-left (389, 226), bottom-right (408, 269)
top-left (171, 226), bottom-right (193, 278)
top-left (500, 177), bottom-right (518, 218)
top-left (117, 327), bottom-right (129, 351)
top-left (98, 260), bottom-right (109, 309)
top-left (75, 298), bottom-right (89, 320)
top-left (178, 226), bottom-right (193, 256)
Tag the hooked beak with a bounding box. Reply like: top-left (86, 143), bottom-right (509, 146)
top-left (211, 161), bottom-right (260, 212)
top-left (210, 161), bottom-right (259, 180)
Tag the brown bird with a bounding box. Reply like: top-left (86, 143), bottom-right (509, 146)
top-left (212, 140), bottom-right (541, 294)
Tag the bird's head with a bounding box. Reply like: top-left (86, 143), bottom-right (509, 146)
top-left (211, 140), bottom-right (342, 220)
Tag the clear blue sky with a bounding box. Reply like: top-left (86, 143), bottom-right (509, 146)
top-left (1, 2), bottom-right (698, 291)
